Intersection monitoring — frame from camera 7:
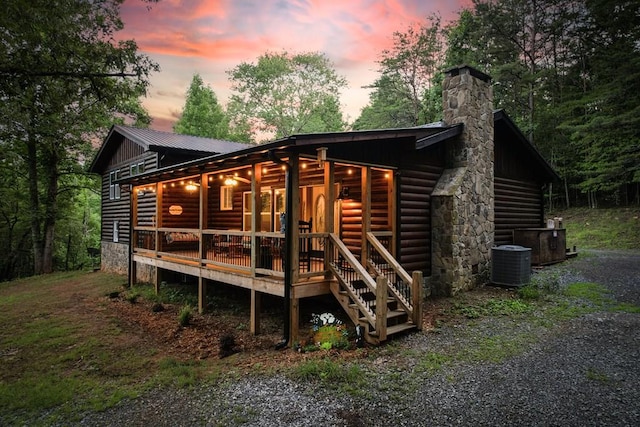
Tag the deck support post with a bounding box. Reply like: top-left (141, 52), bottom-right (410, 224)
top-left (375, 275), bottom-right (388, 341)
top-left (198, 275), bottom-right (207, 314)
top-left (250, 289), bottom-right (261, 335)
top-left (154, 267), bottom-right (161, 294)
top-left (411, 270), bottom-right (423, 330)
top-left (324, 161), bottom-right (335, 279)
top-left (290, 297), bottom-right (299, 344)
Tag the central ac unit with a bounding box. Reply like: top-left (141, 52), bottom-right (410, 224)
top-left (491, 245), bottom-right (532, 287)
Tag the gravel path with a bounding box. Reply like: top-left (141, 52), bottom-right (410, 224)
top-left (74, 249), bottom-right (640, 427)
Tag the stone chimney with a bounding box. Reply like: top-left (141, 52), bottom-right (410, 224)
top-left (430, 65), bottom-right (495, 296)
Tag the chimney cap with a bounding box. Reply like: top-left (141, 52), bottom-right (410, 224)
top-left (445, 65), bottom-right (492, 83)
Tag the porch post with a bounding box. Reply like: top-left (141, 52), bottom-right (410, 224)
top-left (324, 161), bottom-right (335, 279)
top-left (361, 166), bottom-right (372, 263)
top-left (290, 154), bottom-right (301, 283)
top-left (129, 185), bottom-right (138, 287)
top-left (155, 182), bottom-right (163, 254)
top-left (388, 171), bottom-right (397, 257)
top-left (251, 164), bottom-right (263, 276)
top-left (289, 154), bottom-right (301, 344)
top-left (199, 172), bottom-right (207, 263)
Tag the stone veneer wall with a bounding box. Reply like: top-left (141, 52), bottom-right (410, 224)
top-left (101, 241), bottom-right (155, 284)
top-left (430, 66), bottom-right (495, 296)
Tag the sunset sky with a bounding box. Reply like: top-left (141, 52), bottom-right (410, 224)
top-left (119, 0), bottom-right (472, 132)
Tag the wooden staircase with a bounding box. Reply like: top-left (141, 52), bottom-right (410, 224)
top-left (326, 233), bottom-right (423, 345)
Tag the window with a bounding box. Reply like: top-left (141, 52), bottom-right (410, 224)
top-left (113, 220), bottom-right (119, 243)
top-left (220, 185), bottom-right (233, 211)
top-left (109, 170), bottom-right (121, 200)
top-left (242, 189), bottom-right (285, 231)
top-left (130, 161), bottom-right (144, 176)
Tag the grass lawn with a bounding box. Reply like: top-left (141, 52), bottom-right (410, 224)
top-left (1, 208), bottom-right (638, 425)
top-left (549, 207), bottom-right (640, 250)
top-left (0, 272), bottom-right (228, 425)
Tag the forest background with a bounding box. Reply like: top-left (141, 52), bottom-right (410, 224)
top-left (0, 0), bottom-right (638, 280)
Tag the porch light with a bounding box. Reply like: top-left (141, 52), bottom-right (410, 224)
top-left (317, 147), bottom-right (327, 168)
top-left (224, 177), bottom-right (238, 186)
top-left (185, 181), bottom-right (199, 192)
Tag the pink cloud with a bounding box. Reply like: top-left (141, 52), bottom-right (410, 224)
top-left (119, 0), bottom-right (474, 132)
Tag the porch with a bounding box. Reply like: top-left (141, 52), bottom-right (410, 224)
top-left (127, 151), bottom-right (423, 344)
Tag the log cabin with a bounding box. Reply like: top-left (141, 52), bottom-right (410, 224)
top-left (91, 65), bottom-right (559, 345)
top-left (88, 124), bottom-right (249, 276)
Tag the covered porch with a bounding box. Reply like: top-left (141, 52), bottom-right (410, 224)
top-left (127, 145), bottom-right (422, 344)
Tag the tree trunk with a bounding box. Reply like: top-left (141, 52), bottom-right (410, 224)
top-left (26, 135), bottom-right (59, 275)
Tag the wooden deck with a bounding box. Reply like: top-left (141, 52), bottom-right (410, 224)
top-left (132, 228), bottom-right (331, 299)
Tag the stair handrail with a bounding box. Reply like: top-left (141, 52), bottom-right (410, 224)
top-left (366, 232), bottom-right (413, 316)
top-left (327, 233), bottom-right (377, 325)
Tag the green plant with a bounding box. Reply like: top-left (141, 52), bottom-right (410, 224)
top-left (291, 358), bottom-right (367, 393)
top-left (518, 284), bottom-right (541, 300)
top-left (585, 367), bottom-right (610, 383)
top-left (415, 352), bottom-right (450, 376)
top-left (124, 290), bottom-right (140, 304)
top-left (312, 324), bottom-right (350, 350)
top-left (157, 358), bottom-right (200, 387)
top-left (178, 304), bottom-right (193, 327)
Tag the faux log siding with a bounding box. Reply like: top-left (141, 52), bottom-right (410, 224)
top-left (338, 172), bottom-right (364, 255)
top-left (100, 175), bottom-right (130, 243)
top-left (208, 180), bottom-right (250, 230)
top-left (101, 147), bottom-right (158, 244)
top-left (162, 185), bottom-right (200, 228)
top-left (494, 176), bottom-right (543, 246)
top-left (136, 192), bottom-right (156, 227)
top-left (398, 165), bottom-right (443, 276)
top-left (371, 169), bottom-right (390, 232)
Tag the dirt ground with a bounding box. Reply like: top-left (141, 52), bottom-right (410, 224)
top-left (103, 280), bottom-right (508, 364)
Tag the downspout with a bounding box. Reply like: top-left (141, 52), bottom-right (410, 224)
top-left (127, 184), bottom-right (133, 288)
top-left (269, 150), bottom-right (294, 350)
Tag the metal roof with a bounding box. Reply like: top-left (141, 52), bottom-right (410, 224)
top-left (113, 125), bottom-right (248, 154)
top-left (88, 124), bottom-right (250, 173)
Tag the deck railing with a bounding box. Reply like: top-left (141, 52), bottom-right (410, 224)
top-left (327, 233), bottom-right (378, 325)
top-left (366, 231), bottom-right (423, 327)
top-left (132, 226), bottom-right (327, 279)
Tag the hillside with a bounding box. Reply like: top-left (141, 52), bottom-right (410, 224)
top-left (548, 207), bottom-right (640, 251)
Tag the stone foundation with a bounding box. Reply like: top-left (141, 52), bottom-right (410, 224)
top-left (101, 241), bottom-right (128, 276)
top-left (101, 241), bottom-right (155, 284)
top-left (431, 66), bottom-right (495, 296)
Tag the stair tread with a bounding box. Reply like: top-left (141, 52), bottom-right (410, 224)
top-left (359, 309), bottom-right (406, 322)
top-left (386, 323), bottom-right (416, 335)
top-left (370, 322), bottom-right (416, 337)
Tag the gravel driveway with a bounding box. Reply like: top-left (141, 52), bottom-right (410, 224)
top-left (75, 249), bottom-right (640, 427)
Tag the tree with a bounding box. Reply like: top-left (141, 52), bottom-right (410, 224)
top-left (353, 74), bottom-right (416, 130)
top-left (0, 0), bottom-right (157, 276)
top-left (558, 0), bottom-right (640, 204)
top-left (354, 16), bottom-right (444, 130)
top-left (379, 16), bottom-right (444, 126)
top-left (227, 51), bottom-right (347, 141)
top-left (173, 74), bottom-right (232, 140)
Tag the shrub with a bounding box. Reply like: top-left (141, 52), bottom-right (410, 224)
top-left (178, 305), bottom-right (193, 326)
top-left (124, 291), bottom-right (139, 304)
top-left (219, 334), bottom-right (236, 358)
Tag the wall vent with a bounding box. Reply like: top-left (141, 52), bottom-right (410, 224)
top-left (491, 245), bottom-right (531, 287)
